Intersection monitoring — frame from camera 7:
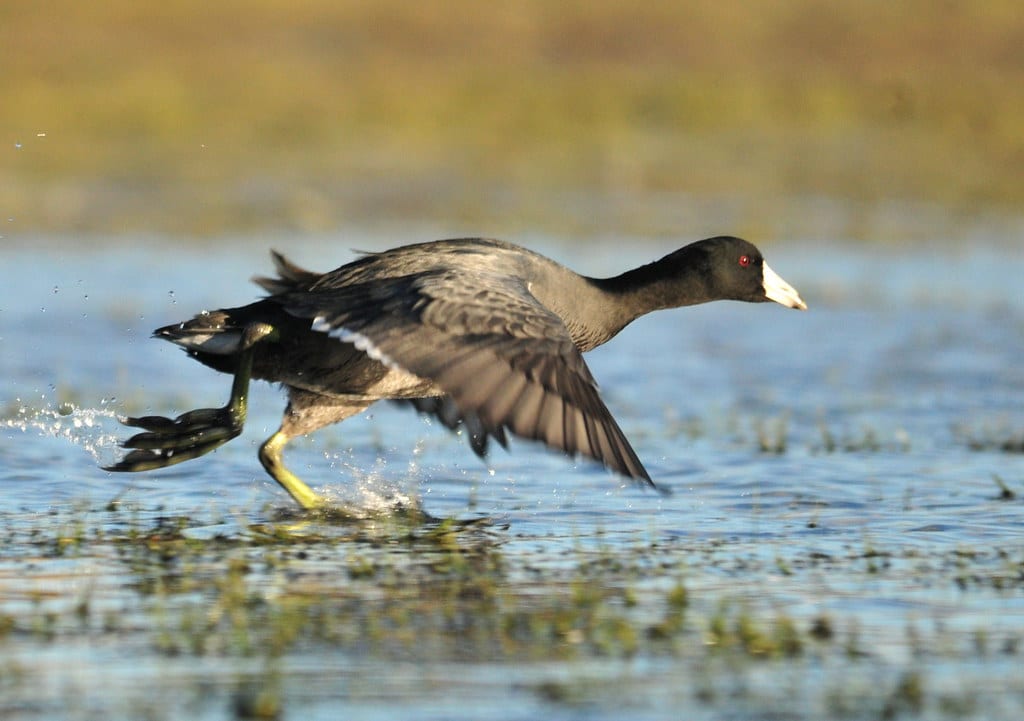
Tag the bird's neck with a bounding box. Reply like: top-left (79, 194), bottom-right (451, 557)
top-left (596, 250), bottom-right (712, 308)
top-left (533, 248), bottom-right (710, 353)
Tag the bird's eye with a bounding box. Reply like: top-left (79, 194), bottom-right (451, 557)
top-left (738, 255), bottom-right (752, 268)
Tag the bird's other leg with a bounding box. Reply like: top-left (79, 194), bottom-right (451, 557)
top-left (258, 389), bottom-right (371, 510)
top-left (105, 323), bottom-right (278, 472)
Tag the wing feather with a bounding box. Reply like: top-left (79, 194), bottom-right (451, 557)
top-left (280, 266), bottom-right (654, 487)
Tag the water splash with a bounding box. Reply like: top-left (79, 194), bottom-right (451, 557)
top-left (316, 449), bottom-right (424, 518)
top-left (1, 403), bottom-right (124, 466)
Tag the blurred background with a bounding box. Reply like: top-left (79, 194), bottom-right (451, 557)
top-left (3, 0), bottom-right (1023, 243)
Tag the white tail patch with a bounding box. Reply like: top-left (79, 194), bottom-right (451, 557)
top-left (166, 330), bottom-right (243, 355)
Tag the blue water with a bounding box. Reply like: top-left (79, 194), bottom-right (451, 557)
top-left (2, 232), bottom-right (1024, 720)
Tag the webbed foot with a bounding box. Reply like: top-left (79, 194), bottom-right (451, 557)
top-left (104, 404), bottom-right (245, 472)
top-left (105, 323), bottom-right (270, 473)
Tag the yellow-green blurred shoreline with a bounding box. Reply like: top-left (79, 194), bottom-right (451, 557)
top-left (3, 1), bottom-right (1023, 241)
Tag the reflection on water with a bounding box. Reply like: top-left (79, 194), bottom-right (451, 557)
top-left (2, 232), bottom-right (1023, 720)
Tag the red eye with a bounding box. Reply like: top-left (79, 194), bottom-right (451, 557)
top-left (738, 255), bottom-right (752, 268)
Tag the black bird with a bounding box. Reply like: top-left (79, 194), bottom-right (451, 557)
top-left (106, 236), bottom-right (806, 509)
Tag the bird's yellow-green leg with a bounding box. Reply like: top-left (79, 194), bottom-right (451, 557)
top-left (258, 431), bottom-right (326, 510)
top-left (256, 391), bottom-right (373, 512)
top-left (106, 323), bottom-right (277, 473)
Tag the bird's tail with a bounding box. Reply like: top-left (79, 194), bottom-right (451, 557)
top-left (252, 250), bottom-right (322, 295)
top-left (158, 249), bottom-right (319, 355)
top-left (155, 310), bottom-right (245, 356)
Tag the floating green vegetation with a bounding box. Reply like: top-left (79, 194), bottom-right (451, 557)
top-left (0, 501), bottom-right (1022, 719)
top-left (964, 432), bottom-right (1024, 455)
top-left (706, 603), bottom-right (804, 659)
top-left (954, 420), bottom-right (1024, 456)
top-left (992, 474), bottom-right (1018, 501)
top-left (754, 416), bottom-right (789, 455)
top-left (813, 422), bottom-right (913, 454)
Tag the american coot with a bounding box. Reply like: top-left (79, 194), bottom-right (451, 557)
top-left (106, 236), bottom-right (806, 509)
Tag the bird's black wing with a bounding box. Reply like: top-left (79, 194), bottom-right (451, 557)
top-left (279, 269), bottom-right (654, 488)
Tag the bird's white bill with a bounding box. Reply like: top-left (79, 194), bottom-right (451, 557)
top-left (762, 262), bottom-right (808, 310)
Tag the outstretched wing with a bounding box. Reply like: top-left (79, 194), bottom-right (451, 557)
top-left (280, 269), bottom-right (655, 488)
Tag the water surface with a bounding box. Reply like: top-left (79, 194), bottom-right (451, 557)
top-left (2, 233), bottom-right (1023, 720)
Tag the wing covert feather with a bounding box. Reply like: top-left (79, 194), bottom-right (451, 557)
top-left (281, 269), bottom-right (654, 486)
